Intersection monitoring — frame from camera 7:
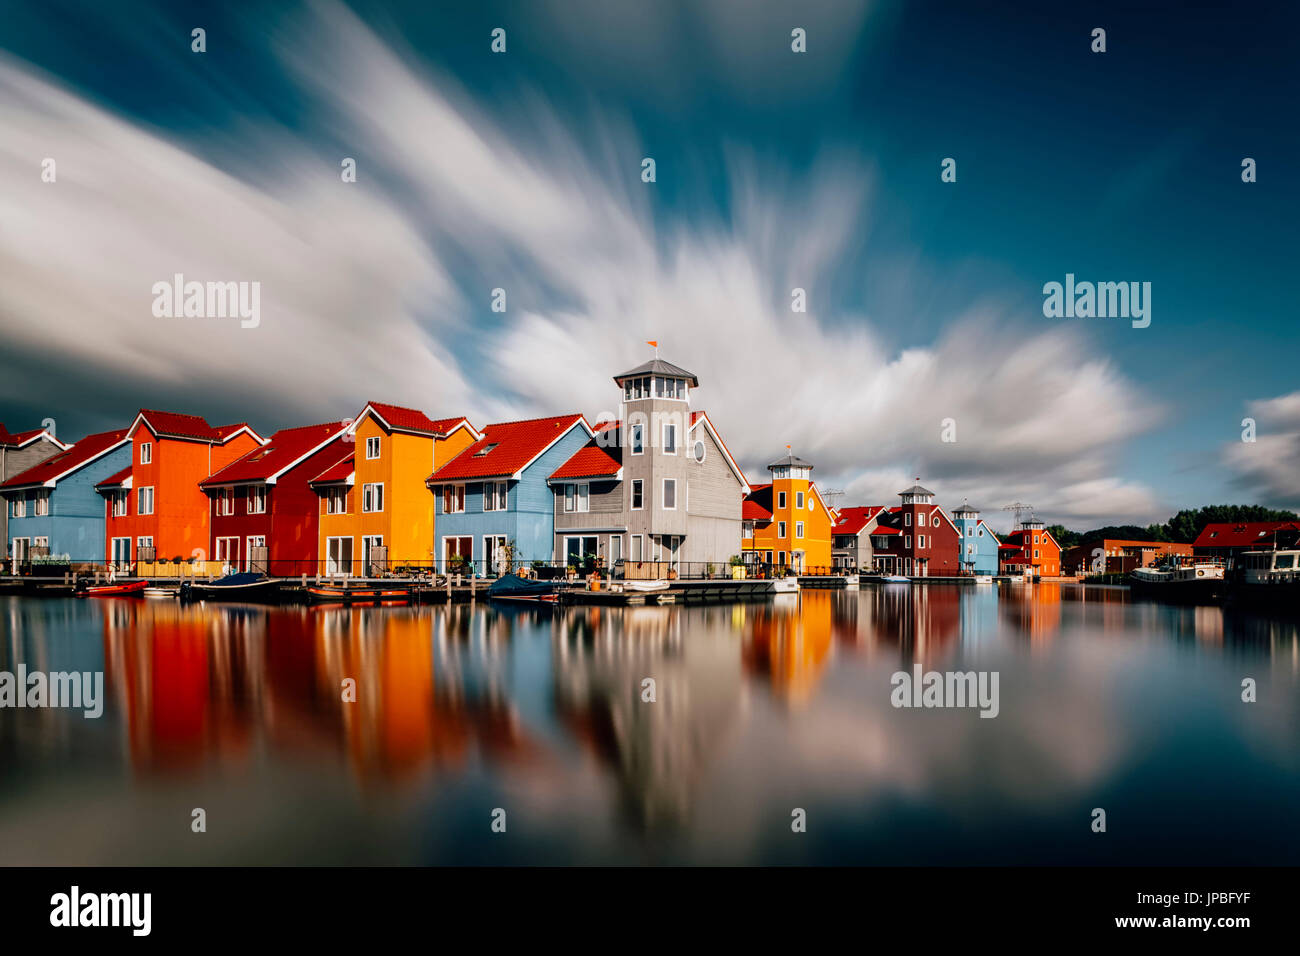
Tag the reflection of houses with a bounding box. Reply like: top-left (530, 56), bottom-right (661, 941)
top-left (741, 452), bottom-right (834, 572)
top-left (742, 589), bottom-right (835, 701)
top-left (856, 583), bottom-right (962, 664)
top-left (1061, 538), bottom-right (1191, 576)
top-left (2, 428), bottom-right (131, 565)
top-left (551, 606), bottom-right (744, 829)
top-left (998, 581), bottom-right (1062, 643)
top-left (998, 519), bottom-right (1061, 577)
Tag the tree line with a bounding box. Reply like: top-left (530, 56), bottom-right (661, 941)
top-left (1045, 504), bottom-right (1299, 549)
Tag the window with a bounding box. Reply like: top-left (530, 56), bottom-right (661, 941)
top-left (609, 535), bottom-right (622, 566)
top-left (362, 482), bottom-right (384, 513)
top-left (442, 485), bottom-right (465, 514)
top-left (1034, 549), bottom-right (1040, 559)
top-left (778, 521), bottom-right (787, 538)
top-left (795, 522), bottom-right (804, 539)
top-left (905, 535), bottom-right (912, 548)
top-left (474, 442), bottom-right (499, 457)
top-left (630, 423), bottom-right (644, 455)
top-left (630, 534), bottom-right (644, 562)
top-left (138, 486), bottom-right (154, 515)
top-left (631, 479), bottom-right (644, 510)
top-left (905, 513), bottom-right (912, 526)
top-left (485, 481), bottom-right (509, 511)
top-left (112, 493), bottom-right (128, 517)
top-left (563, 483), bottom-right (589, 513)
top-left (11, 497), bottom-right (24, 518)
top-left (919, 513), bottom-right (927, 527)
top-left (216, 488), bottom-right (234, 516)
top-left (918, 535), bottom-right (926, 548)
top-left (662, 423), bottom-right (677, 455)
top-left (663, 479), bottom-right (676, 510)
top-left (365, 436), bottom-right (380, 460)
top-left (326, 487), bottom-right (348, 514)
top-left (967, 527), bottom-right (974, 537)
top-left (777, 491), bottom-right (787, 510)
top-left (215, 537), bottom-right (239, 562)
top-left (248, 486), bottom-right (267, 514)
top-left (33, 536), bottom-right (49, 550)
top-left (978, 528), bottom-right (984, 537)
top-left (140, 442), bottom-right (152, 464)
top-left (796, 492), bottom-right (804, 509)
top-left (34, 493), bottom-right (49, 516)
top-left (692, 439), bottom-right (706, 463)
top-left (967, 545), bottom-right (974, 555)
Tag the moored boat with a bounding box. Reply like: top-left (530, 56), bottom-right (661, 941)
top-left (1228, 548), bottom-right (1300, 607)
top-left (79, 579), bottom-right (148, 598)
top-left (143, 586), bottom-right (179, 599)
top-left (306, 584), bottom-right (412, 605)
top-left (769, 576), bottom-right (800, 594)
top-left (880, 574), bottom-right (910, 584)
top-left (485, 572), bottom-right (558, 605)
top-left (1128, 557), bottom-right (1226, 603)
top-left (184, 573), bottom-right (281, 602)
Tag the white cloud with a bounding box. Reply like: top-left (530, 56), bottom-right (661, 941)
top-left (1223, 391), bottom-right (1300, 511)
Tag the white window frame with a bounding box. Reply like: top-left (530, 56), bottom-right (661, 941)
top-left (905, 535), bottom-right (912, 548)
top-left (248, 486), bottom-right (267, 515)
top-left (630, 479), bottom-right (644, 511)
top-left (662, 478), bottom-right (677, 510)
top-left (630, 534), bottom-right (644, 562)
top-left (326, 487), bottom-right (347, 515)
top-left (138, 486), bottom-right (155, 516)
top-left (919, 513), bottom-right (927, 527)
top-left (442, 485), bottom-right (465, 514)
top-left (215, 536), bottom-right (239, 563)
top-left (778, 521), bottom-right (787, 538)
top-left (662, 422), bottom-right (677, 455)
top-left (919, 534), bottom-right (926, 548)
top-left (140, 442), bottom-right (152, 464)
top-left (485, 480), bottom-right (509, 512)
top-left (777, 491), bottom-right (787, 510)
top-left (630, 422), bottom-right (645, 456)
top-left (905, 512), bottom-right (912, 526)
top-left (112, 492), bottom-right (128, 517)
top-left (795, 522), bottom-right (804, 539)
top-left (34, 492), bottom-right (49, 517)
top-left (796, 491), bottom-right (804, 509)
top-left (362, 482), bottom-right (384, 514)
top-left (12, 497), bottom-right (25, 519)
top-left (365, 436), bottom-right (380, 460)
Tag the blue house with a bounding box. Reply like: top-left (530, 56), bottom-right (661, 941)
top-left (426, 414), bottom-right (591, 573)
top-left (1, 428), bottom-right (131, 566)
top-left (951, 501), bottom-right (1001, 575)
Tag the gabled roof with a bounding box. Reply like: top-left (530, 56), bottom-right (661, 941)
top-left (549, 438), bottom-right (622, 482)
top-left (353, 401), bottom-right (479, 439)
top-left (690, 411), bottom-right (750, 492)
top-left (201, 422), bottom-right (350, 487)
top-left (309, 453), bottom-right (355, 487)
top-left (613, 358), bottom-right (699, 387)
top-left (429, 414), bottom-right (590, 483)
top-left (1192, 521), bottom-right (1300, 548)
top-left (0, 423), bottom-right (67, 450)
top-left (96, 466), bottom-right (134, 490)
top-left (128, 409), bottom-right (264, 445)
top-left (0, 429), bottom-right (130, 490)
top-left (743, 484), bottom-right (773, 521)
top-left (833, 505), bottom-right (885, 536)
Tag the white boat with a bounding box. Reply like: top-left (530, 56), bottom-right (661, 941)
top-left (769, 576), bottom-right (800, 594)
top-left (881, 574), bottom-right (910, 584)
top-left (143, 586), bottom-right (179, 599)
top-left (843, 574), bottom-right (860, 590)
top-left (1129, 557), bottom-right (1226, 602)
top-left (1231, 548), bottom-right (1300, 606)
top-left (973, 575), bottom-right (993, 585)
top-left (623, 579), bottom-right (670, 593)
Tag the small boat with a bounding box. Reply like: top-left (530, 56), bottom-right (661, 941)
top-left (880, 574), bottom-right (910, 584)
top-left (79, 580), bottom-right (148, 598)
top-left (306, 584), bottom-right (412, 605)
top-left (143, 586), bottom-right (179, 599)
top-left (973, 575), bottom-right (993, 585)
top-left (185, 573), bottom-right (281, 602)
top-left (843, 574), bottom-right (860, 589)
top-left (485, 573), bottom-right (558, 604)
top-left (1128, 557), bottom-right (1226, 603)
top-left (769, 576), bottom-right (800, 594)
top-left (623, 579), bottom-right (670, 593)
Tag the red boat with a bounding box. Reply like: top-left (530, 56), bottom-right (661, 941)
top-left (305, 585), bottom-right (411, 605)
top-left (79, 580), bottom-right (149, 598)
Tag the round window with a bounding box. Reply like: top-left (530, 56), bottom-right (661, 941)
top-left (693, 440), bottom-right (706, 463)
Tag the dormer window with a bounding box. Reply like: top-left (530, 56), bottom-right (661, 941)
top-left (474, 442), bottom-right (499, 458)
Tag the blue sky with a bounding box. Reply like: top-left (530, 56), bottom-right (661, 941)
top-left (1, 0), bottom-right (1296, 526)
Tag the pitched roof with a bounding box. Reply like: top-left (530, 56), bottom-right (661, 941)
top-left (310, 453), bottom-right (355, 486)
top-left (96, 466), bottom-right (134, 489)
top-left (898, 482), bottom-right (935, 496)
top-left (613, 358), bottom-right (699, 386)
top-left (689, 411), bottom-right (749, 491)
top-left (833, 505), bottom-right (885, 536)
top-left (768, 452), bottom-right (813, 470)
top-left (550, 438), bottom-right (622, 481)
top-left (0, 424), bottom-right (64, 448)
top-left (1192, 521), bottom-right (1300, 548)
top-left (201, 422), bottom-right (349, 487)
top-left (0, 429), bottom-right (130, 490)
top-left (429, 414), bottom-right (589, 482)
top-left (133, 409), bottom-right (219, 440)
top-left (743, 484), bottom-right (773, 521)
top-left (357, 401), bottom-right (476, 438)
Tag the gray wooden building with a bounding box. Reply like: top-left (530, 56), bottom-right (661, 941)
top-left (1, 423), bottom-right (68, 558)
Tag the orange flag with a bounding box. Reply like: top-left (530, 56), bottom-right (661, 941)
top-left (646, 340), bottom-right (658, 348)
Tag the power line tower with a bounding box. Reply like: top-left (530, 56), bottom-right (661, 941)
top-left (1002, 502), bottom-right (1035, 531)
top-left (822, 488), bottom-right (846, 512)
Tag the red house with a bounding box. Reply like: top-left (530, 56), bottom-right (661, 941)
top-left (200, 421), bottom-right (352, 575)
top-left (1192, 521), bottom-right (1300, 564)
top-left (864, 482), bottom-right (961, 576)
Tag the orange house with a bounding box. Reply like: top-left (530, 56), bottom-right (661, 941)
top-left (997, 519), bottom-right (1062, 577)
top-left (740, 451), bottom-right (835, 572)
top-left (98, 409), bottom-right (263, 569)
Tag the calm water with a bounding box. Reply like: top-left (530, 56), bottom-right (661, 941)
top-left (1, 584), bottom-right (1297, 865)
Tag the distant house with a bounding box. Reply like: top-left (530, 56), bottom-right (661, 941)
top-left (1061, 538), bottom-right (1192, 576)
top-left (312, 402), bottom-right (479, 576)
top-left (549, 358), bottom-right (749, 577)
top-left (1, 423), bottom-right (68, 556)
top-left (1, 428), bottom-right (131, 567)
top-left (831, 505), bottom-right (888, 571)
top-left (865, 482), bottom-right (961, 576)
top-left (998, 519), bottom-right (1061, 577)
top-left (1192, 521), bottom-right (1300, 564)
top-left (200, 421), bottom-right (352, 575)
top-left (741, 452), bottom-right (834, 573)
top-left (98, 410), bottom-right (264, 570)
top-left (951, 502), bottom-right (1001, 576)
top-left (428, 413), bottom-right (592, 573)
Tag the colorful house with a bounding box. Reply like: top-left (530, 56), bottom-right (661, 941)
top-left (428, 413), bottom-right (592, 572)
top-left (311, 402), bottom-right (479, 576)
top-left (548, 358), bottom-right (750, 576)
top-left (1062, 538), bottom-right (1192, 576)
top-left (864, 482), bottom-right (961, 576)
top-left (998, 519), bottom-right (1061, 577)
top-left (831, 505), bottom-right (888, 570)
top-left (97, 409), bottom-right (264, 571)
top-left (200, 421), bottom-right (353, 575)
top-left (741, 452), bottom-right (834, 573)
top-left (951, 501), bottom-right (1001, 575)
top-left (1, 422), bottom-right (68, 556)
top-left (1192, 521), bottom-right (1300, 564)
top-left (1, 428), bottom-right (131, 567)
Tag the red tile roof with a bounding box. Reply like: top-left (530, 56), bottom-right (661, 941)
top-left (429, 414), bottom-right (587, 482)
top-left (743, 484), bottom-right (773, 521)
top-left (361, 402), bottom-right (471, 437)
top-left (1, 429), bottom-right (130, 489)
top-left (201, 422), bottom-right (348, 486)
top-left (0, 424), bottom-right (55, 447)
top-left (310, 453), bottom-right (355, 486)
top-left (96, 466), bottom-right (133, 488)
top-left (833, 505), bottom-right (884, 536)
top-left (550, 439), bottom-right (621, 481)
top-left (1192, 521), bottom-right (1300, 549)
top-left (135, 409), bottom-right (219, 440)
top-left (212, 423), bottom-right (257, 441)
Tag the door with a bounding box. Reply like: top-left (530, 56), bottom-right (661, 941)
top-left (362, 535), bottom-right (384, 576)
top-left (444, 536), bottom-right (473, 573)
top-left (484, 535), bottom-right (508, 575)
top-left (326, 536), bottom-right (354, 575)
top-left (111, 537), bottom-right (131, 569)
top-left (11, 537), bottom-right (30, 573)
top-left (247, 535), bottom-right (267, 573)
top-left (608, 534), bottom-right (622, 571)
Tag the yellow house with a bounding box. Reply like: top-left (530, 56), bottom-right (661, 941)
top-left (740, 451), bottom-right (834, 573)
top-left (311, 402), bottom-right (479, 575)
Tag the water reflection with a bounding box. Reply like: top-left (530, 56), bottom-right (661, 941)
top-left (2, 584), bottom-right (1298, 864)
